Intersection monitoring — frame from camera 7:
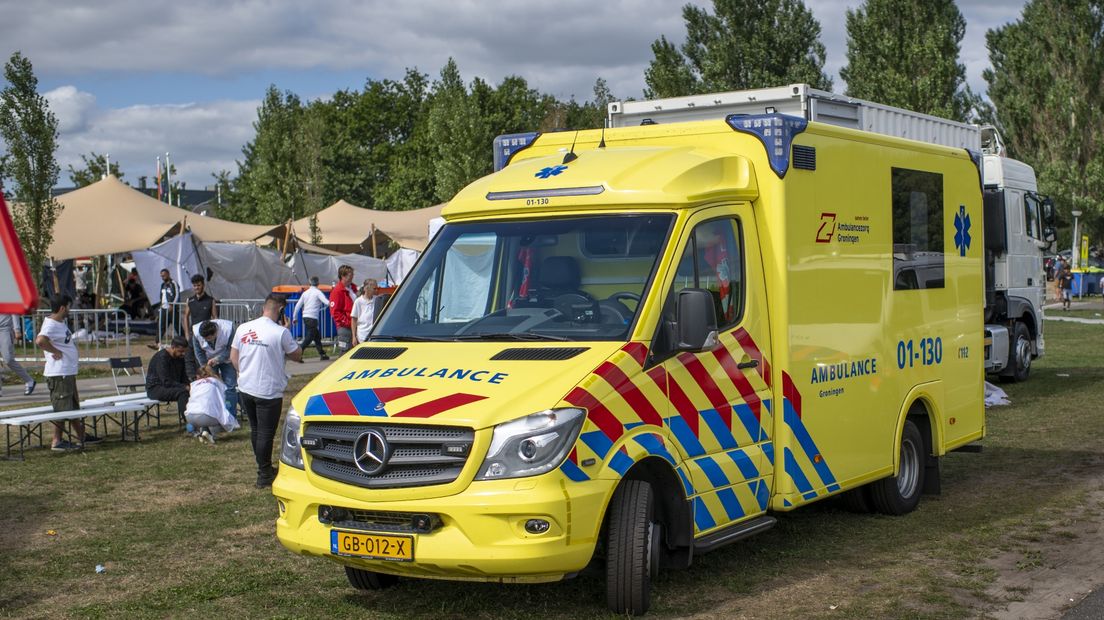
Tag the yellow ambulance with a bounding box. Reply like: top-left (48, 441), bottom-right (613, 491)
top-left (273, 110), bottom-right (985, 615)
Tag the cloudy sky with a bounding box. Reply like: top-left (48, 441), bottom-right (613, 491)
top-left (0, 0), bottom-right (1026, 190)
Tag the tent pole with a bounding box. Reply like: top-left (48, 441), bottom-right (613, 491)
top-left (370, 224), bottom-right (377, 258)
top-left (280, 218), bottom-right (293, 261)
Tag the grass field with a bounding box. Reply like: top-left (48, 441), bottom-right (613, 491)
top-left (1, 321), bottom-right (1102, 619)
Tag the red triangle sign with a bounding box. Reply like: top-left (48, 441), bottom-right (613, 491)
top-left (0, 194), bottom-right (38, 314)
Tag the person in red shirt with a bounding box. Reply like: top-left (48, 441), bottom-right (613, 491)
top-left (329, 264), bottom-right (358, 354)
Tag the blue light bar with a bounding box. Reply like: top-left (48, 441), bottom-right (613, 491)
top-left (493, 132), bottom-right (540, 171)
top-left (726, 114), bottom-right (808, 178)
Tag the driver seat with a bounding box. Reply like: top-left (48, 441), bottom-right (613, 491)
top-left (537, 256), bottom-right (584, 298)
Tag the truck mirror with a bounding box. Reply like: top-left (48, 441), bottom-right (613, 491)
top-left (1041, 196), bottom-right (1056, 226)
top-left (1043, 226), bottom-right (1057, 243)
top-left (676, 288), bottom-right (719, 351)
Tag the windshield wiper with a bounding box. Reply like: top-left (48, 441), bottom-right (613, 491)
top-left (372, 335), bottom-right (451, 342)
top-left (453, 332), bottom-right (572, 342)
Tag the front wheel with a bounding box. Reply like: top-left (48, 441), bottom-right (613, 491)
top-left (345, 566), bottom-right (399, 590)
top-left (606, 480), bottom-right (661, 616)
top-left (870, 420), bottom-right (925, 516)
top-left (1005, 321), bottom-right (1033, 382)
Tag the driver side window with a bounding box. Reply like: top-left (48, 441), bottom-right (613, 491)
top-left (656, 218), bottom-right (745, 352)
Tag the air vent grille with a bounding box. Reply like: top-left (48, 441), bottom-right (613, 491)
top-left (792, 145), bottom-right (816, 170)
top-left (350, 347), bottom-right (407, 360)
top-left (490, 347), bottom-right (589, 361)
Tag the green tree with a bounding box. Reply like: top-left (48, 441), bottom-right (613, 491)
top-left (984, 0), bottom-right (1104, 239)
top-left (67, 152), bottom-right (124, 187)
top-left (230, 85), bottom-right (305, 224)
top-left (644, 0), bottom-right (832, 98)
top-left (428, 59), bottom-right (489, 202)
top-left (840, 0), bottom-right (974, 121)
top-left (0, 51), bottom-right (60, 285)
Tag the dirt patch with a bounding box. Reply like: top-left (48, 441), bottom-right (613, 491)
top-left (982, 480), bottom-right (1104, 619)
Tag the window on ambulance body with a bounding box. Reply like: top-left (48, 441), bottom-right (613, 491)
top-left (374, 214), bottom-right (675, 342)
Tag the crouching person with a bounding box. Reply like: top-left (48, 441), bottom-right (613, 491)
top-left (185, 365), bottom-right (239, 444)
top-left (147, 336), bottom-right (190, 428)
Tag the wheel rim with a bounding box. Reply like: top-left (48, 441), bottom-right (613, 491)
top-left (897, 436), bottom-right (920, 498)
top-left (1016, 336), bottom-right (1032, 372)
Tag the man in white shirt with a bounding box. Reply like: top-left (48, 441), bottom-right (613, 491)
top-left (290, 276), bottom-right (330, 360)
top-left (35, 295), bottom-right (101, 451)
top-left (0, 313), bottom-right (35, 396)
top-left (194, 318), bottom-right (238, 417)
top-left (350, 278), bottom-right (379, 346)
top-left (231, 294), bottom-right (303, 488)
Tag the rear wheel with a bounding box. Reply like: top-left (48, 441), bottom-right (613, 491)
top-left (870, 420), bottom-right (925, 516)
top-left (839, 485), bottom-right (873, 513)
top-left (345, 566), bottom-right (399, 590)
top-left (606, 480), bottom-right (660, 616)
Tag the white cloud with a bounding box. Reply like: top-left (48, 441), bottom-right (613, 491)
top-left (50, 89), bottom-right (258, 189)
top-left (43, 85), bottom-right (98, 134)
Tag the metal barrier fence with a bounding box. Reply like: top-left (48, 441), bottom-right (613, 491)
top-left (153, 299), bottom-right (336, 345)
top-left (14, 309), bottom-right (132, 364)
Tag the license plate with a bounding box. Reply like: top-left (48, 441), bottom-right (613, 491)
top-left (330, 530), bottom-right (414, 561)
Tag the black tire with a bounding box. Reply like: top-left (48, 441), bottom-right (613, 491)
top-left (1005, 321), bottom-right (1033, 382)
top-left (839, 485), bottom-right (873, 513)
top-left (870, 420), bottom-right (925, 516)
top-left (606, 480), bottom-right (660, 616)
top-left (345, 566), bottom-right (399, 590)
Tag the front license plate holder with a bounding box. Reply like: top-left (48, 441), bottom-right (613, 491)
top-left (330, 530), bottom-right (414, 561)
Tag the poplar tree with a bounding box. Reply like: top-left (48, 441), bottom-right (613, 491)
top-left (0, 51), bottom-right (60, 286)
top-left (644, 0), bottom-right (832, 99)
top-left (840, 0), bottom-right (973, 121)
top-left (984, 0), bottom-right (1104, 239)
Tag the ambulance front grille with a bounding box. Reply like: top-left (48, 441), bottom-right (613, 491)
top-left (302, 422), bottom-right (474, 489)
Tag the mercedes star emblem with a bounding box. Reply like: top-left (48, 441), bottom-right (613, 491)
top-left (352, 429), bottom-right (391, 475)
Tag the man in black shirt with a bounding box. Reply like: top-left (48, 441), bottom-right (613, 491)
top-left (147, 336), bottom-right (190, 425)
top-left (183, 274), bottom-right (218, 379)
top-left (157, 269), bottom-right (179, 339)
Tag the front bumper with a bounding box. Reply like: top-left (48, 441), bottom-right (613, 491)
top-left (273, 465), bottom-right (613, 583)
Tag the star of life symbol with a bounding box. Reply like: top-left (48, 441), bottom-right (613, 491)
top-left (535, 164), bottom-right (567, 179)
top-left (954, 205), bottom-right (971, 257)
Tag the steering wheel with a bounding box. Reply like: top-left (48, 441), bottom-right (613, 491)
top-left (552, 292), bottom-right (601, 323)
top-left (606, 292), bottom-right (642, 304)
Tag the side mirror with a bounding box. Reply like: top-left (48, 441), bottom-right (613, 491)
top-left (676, 288), bottom-right (718, 351)
top-left (1043, 226), bottom-right (1057, 243)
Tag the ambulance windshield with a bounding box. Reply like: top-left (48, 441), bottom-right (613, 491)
top-left (374, 214), bottom-right (674, 342)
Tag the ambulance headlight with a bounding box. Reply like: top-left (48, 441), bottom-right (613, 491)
top-left (476, 408), bottom-right (585, 480)
top-left (279, 408), bottom-right (304, 470)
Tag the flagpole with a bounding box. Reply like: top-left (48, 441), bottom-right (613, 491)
top-left (166, 152), bottom-right (173, 205)
top-left (156, 156), bottom-right (162, 201)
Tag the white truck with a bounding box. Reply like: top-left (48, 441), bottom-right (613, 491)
top-left (605, 84), bottom-right (1054, 381)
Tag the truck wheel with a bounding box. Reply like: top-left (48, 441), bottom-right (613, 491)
top-left (345, 566), bottom-right (399, 590)
top-left (606, 479), bottom-right (660, 616)
top-left (1006, 321), bottom-right (1032, 382)
top-left (870, 420), bottom-right (925, 516)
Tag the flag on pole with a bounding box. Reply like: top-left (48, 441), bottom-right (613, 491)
top-left (156, 156), bottom-right (163, 201)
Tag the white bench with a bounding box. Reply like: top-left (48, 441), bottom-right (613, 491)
top-left (2, 401), bottom-right (152, 460)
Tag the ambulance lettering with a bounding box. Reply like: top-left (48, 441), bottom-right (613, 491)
top-left (337, 368), bottom-right (509, 384)
top-left (808, 357), bottom-right (877, 384)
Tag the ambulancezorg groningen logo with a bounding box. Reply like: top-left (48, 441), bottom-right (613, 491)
top-left (352, 429), bottom-right (392, 475)
top-left (535, 164), bottom-right (567, 179)
top-left (954, 205), bottom-right (972, 257)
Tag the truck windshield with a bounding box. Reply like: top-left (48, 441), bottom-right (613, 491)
top-left (374, 214), bottom-right (674, 342)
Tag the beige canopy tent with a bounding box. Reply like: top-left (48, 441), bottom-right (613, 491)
top-left (46, 176), bottom-right (280, 260)
top-left (291, 200), bottom-right (443, 253)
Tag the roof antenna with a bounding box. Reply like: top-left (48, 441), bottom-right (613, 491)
top-left (562, 131), bottom-right (579, 164)
top-left (598, 122), bottom-right (606, 149)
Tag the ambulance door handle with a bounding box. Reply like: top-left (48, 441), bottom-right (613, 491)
top-left (737, 358), bottom-right (759, 370)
